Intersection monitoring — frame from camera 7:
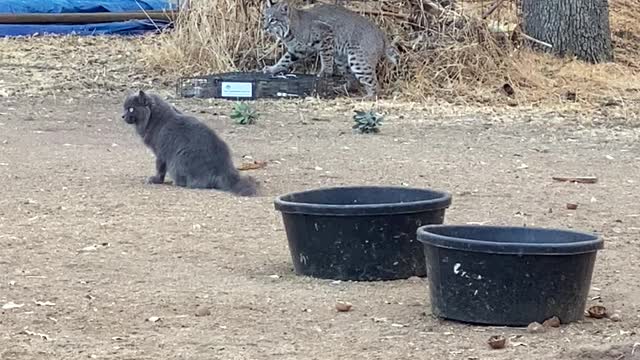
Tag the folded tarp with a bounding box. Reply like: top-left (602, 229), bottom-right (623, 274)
top-left (0, 19), bottom-right (169, 37)
top-left (0, 0), bottom-right (175, 37)
top-left (0, 0), bottom-right (174, 14)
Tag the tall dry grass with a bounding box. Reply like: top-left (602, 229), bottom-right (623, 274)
top-left (139, 0), bottom-right (640, 104)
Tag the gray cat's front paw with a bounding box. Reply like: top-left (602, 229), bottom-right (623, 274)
top-left (146, 175), bottom-right (164, 184)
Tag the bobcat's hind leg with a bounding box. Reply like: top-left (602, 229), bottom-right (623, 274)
top-left (347, 49), bottom-right (379, 99)
top-left (312, 21), bottom-right (334, 78)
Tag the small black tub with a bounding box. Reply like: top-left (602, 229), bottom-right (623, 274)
top-left (417, 225), bottom-right (604, 326)
top-left (274, 186), bottom-right (452, 281)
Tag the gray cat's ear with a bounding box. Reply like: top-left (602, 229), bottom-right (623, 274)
top-left (265, 0), bottom-right (275, 8)
top-left (138, 90), bottom-right (149, 105)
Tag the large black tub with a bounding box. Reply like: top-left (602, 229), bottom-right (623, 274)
top-left (417, 225), bottom-right (604, 326)
top-left (274, 186), bottom-right (452, 281)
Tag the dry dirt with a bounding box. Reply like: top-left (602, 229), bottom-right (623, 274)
top-left (1, 36), bottom-right (640, 360)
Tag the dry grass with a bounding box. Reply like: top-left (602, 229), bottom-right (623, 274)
top-left (139, 0), bottom-right (640, 104)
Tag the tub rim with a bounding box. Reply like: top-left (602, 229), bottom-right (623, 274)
top-left (417, 224), bottom-right (603, 255)
top-left (274, 185), bottom-right (452, 216)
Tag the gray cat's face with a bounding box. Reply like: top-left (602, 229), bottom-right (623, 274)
top-left (122, 91), bottom-right (151, 125)
top-left (263, 0), bottom-right (289, 39)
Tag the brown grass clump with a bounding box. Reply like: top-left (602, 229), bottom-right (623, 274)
top-left (139, 0), bottom-right (640, 104)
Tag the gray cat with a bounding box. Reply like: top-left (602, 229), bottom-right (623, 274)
top-left (122, 90), bottom-right (258, 197)
top-left (262, 0), bottom-right (398, 99)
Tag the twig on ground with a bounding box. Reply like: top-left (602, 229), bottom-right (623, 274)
top-left (520, 32), bottom-right (553, 48)
top-left (482, 0), bottom-right (507, 19)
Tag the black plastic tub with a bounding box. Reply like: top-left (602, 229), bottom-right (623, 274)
top-left (417, 225), bottom-right (604, 326)
top-left (274, 186), bottom-right (452, 281)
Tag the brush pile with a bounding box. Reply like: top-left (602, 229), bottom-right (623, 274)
top-left (140, 0), bottom-right (640, 104)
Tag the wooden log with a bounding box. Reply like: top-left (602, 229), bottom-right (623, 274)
top-left (0, 10), bottom-right (179, 24)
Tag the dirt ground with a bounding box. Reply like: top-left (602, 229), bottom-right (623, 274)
top-left (1, 36), bottom-right (640, 360)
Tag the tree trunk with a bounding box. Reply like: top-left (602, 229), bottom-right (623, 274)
top-left (521, 0), bottom-right (613, 63)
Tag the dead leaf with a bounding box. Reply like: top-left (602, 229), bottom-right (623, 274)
top-left (587, 305), bottom-right (607, 319)
top-left (22, 330), bottom-right (50, 341)
top-left (2, 301), bottom-right (24, 310)
top-left (34, 300), bottom-right (56, 307)
top-left (488, 335), bottom-right (506, 349)
top-left (335, 301), bottom-right (352, 312)
top-left (552, 176), bottom-right (598, 184)
top-left (237, 160), bottom-right (267, 171)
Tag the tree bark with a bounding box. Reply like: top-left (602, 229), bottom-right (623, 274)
top-left (521, 0), bottom-right (613, 63)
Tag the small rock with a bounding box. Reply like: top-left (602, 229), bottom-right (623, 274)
top-left (195, 307), bottom-right (211, 317)
top-left (527, 321), bottom-right (546, 333)
top-left (488, 335), bottom-right (506, 349)
top-left (566, 203), bottom-right (578, 210)
top-left (542, 316), bottom-right (561, 328)
top-left (609, 312), bottom-right (622, 322)
top-left (335, 301), bottom-right (352, 312)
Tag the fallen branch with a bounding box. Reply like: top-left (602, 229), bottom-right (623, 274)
top-left (482, 0), bottom-right (507, 19)
top-left (521, 32), bottom-right (553, 48)
top-left (552, 176), bottom-right (598, 184)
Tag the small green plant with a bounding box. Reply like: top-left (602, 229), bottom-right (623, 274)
top-left (230, 102), bottom-right (258, 125)
top-left (352, 109), bottom-right (384, 134)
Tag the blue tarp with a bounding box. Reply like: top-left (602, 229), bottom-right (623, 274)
top-left (0, 20), bottom-right (170, 37)
top-left (0, 0), bottom-right (176, 37)
top-left (0, 0), bottom-right (174, 14)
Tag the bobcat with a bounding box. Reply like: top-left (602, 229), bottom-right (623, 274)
top-left (261, 0), bottom-right (398, 99)
top-left (122, 90), bottom-right (258, 197)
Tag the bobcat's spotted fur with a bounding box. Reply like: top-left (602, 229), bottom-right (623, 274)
top-left (262, 0), bottom-right (398, 98)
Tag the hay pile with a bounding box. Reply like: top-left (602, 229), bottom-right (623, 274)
top-left (140, 0), bottom-right (640, 104)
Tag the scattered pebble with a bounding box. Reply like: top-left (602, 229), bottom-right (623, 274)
top-left (566, 203), bottom-right (578, 210)
top-left (542, 316), bottom-right (561, 328)
top-left (609, 312), bottom-right (622, 322)
top-left (488, 335), bottom-right (506, 349)
top-left (195, 307), bottom-right (211, 317)
top-left (335, 301), bottom-right (352, 312)
top-left (527, 321), bottom-right (546, 333)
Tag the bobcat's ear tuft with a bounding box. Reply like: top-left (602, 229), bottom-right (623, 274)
top-left (281, 3), bottom-right (288, 14)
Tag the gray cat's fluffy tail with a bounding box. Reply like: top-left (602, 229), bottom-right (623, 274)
top-left (231, 174), bottom-right (259, 197)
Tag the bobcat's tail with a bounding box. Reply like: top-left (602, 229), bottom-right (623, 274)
top-left (385, 46), bottom-right (399, 66)
top-left (384, 38), bottom-right (400, 66)
top-left (231, 174), bottom-right (259, 197)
